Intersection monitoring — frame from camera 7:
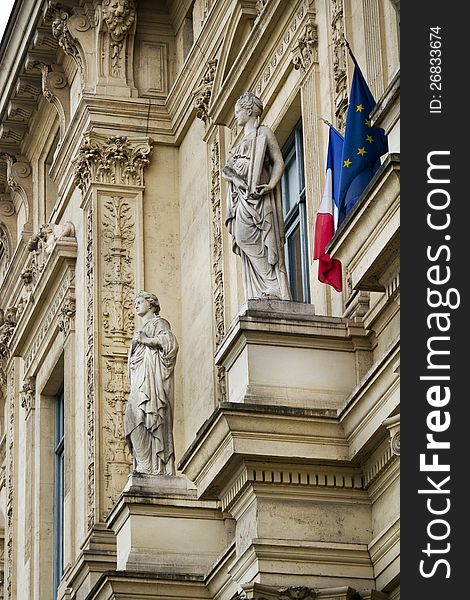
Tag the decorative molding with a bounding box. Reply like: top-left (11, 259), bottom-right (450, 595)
top-left (222, 465), bottom-right (364, 512)
top-left (85, 205), bottom-right (95, 530)
top-left (102, 356), bottom-right (132, 515)
top-left (57, 291), bottom-right (76, 337)
top-left (23, 268), bottom-right (75, 371)
top-left (73, 133), bottom-right (153, 192)
top-left (194, 59), bottom-right (218, 122)
top-left (291, 18), bottom-right (318, 72)
top-left (5, 365), bottom-right (15, 600)
top-left (253, 2), bottom-right (309, 99)
top-left (102, 0), bottom-right (136, 78)
top-left (20, 376), bottom-right (35, 416)
top-left (209, 137), bottom-right (227, 403)
top-left (101, 196), bottom-right (135, 344)
top-left (364, 443), bottom-right (398, 489)
top-left (0, 307), bottom-right (17, 359)
top-left (0, 195), bottom-right (15, 216)
top-left (330, 0), bottom-right (348, 131)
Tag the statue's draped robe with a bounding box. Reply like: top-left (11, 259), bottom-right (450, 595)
top-left (225, 126), bottom-right (291, 300)
top-left (125, 316), bottom-right (178, 475)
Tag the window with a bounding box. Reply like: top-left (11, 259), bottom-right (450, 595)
top-left (53, 388), bottom-right (64, 597)
top-left (281, 122), bottom-right (309, 303)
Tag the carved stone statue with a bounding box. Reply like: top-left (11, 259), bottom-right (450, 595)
top-left (223, 91), bottom-right (291, 302)
top-left (125, 292), bottom-right (178, 475)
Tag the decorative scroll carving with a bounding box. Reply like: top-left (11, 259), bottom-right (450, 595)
top-left (40, 64), bottom-right (69, 138)
top-left (20, 376), bottom-right (35, 416)
top-left (58, 292), bottom-right (76, 337)
top-left (103, 356), bottom-right (132, 513)
top-left (73, 134), bottom-right (153, 192)
top-left (383, 414), bottom-right (400, 456)
top-left (45, 2), bottom-right (83, 69)
top-left (101, 197), bottom-right (135, 344)
top-left (210, 137), bottom-right (227, 402)
top-left (4, 156), bottom-right (32, 210)
top-left (21, 222), bottom-right (76, 294)
top-left (0, 308), bottom-right (17, 359)
top-left (330, 0), bottom-right (348, 131)
top-left (292, 19), bottom-right (318, 72)
top-left (85, 206), bottom-right (95, 530)
top-left (102, 0), bottom-right (137, 78)
top-left (194, 59), bottom-right (217, 122)
top-left (23, 269), bottom-right (75, 371)
top-left (5, 366), bottom-right (15, 600)
top-left (0, 195), bottom-right (15, 216)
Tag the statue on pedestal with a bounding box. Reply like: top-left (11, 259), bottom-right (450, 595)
top-left (125, 292), bottom-right (178, 475)
top-left (223, 91), bottom-right (292, 302)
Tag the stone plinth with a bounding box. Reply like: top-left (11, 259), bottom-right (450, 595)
top-left (107, 478), bottom-right (235, 574)
top-left (215, 299), bottom-right (358, 410)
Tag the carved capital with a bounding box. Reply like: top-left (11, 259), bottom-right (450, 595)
top-left (194, 60), bottom-right (218, 122)
top-left (73, 133), bottom-right (153, 191)
top-left (292, 20), bottom-right (318, 72)
top-left (20, 376), bottom-right (36, 415)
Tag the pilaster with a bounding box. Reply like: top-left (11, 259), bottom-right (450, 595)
top-left (73, 131), bottom-right (153, 530)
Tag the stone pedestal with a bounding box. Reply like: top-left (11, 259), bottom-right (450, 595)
top-left (215, 299), bottom-right (360, 410)
top-left (107, 476), bottom-right (235, 574)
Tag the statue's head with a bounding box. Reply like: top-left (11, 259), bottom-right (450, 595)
top-left (134, 291), bottom-right (160, 315)
top-left (236, 92), bottom-right (263, 118)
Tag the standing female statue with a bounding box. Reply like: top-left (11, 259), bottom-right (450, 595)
top-left (222, 92), bottom-right (291, 301)
top-left (125, 292), bottom-right (178, 475)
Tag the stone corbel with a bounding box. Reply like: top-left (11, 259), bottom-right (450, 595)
top-left (44, 2), bottom-right (84, 70)
top-left (383, 414), bottom-right (400, 456)
top-left (3, 155), bottom-right (32, 227)
top-left (40, 64), bottom-right (70, 139)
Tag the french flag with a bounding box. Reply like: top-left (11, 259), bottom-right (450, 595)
top-left (313, 126), bottom-right (344, 292)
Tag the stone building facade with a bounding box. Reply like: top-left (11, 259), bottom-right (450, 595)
top-left (0, 1), bottom-right (400, 599)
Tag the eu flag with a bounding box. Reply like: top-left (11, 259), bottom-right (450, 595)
top-left (337, 59), bottom-right (388, 224)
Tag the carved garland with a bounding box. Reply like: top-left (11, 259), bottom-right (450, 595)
top-left (194, 59), bottom-right (218, 123)
top-left (101, 196), bottom-right (135, 344)
top-left (5, 366), bottom-right (15, 600)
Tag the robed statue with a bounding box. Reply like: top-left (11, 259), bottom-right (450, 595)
top-left (222, 91), bottom-right (292, 301)
top-left (125, 292), bottom-right (178, 475)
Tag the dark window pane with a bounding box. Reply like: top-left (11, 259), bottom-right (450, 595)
top-left (287, 224), bottom-right (303, 302)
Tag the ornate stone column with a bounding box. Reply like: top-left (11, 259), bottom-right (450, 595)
top-left (73, 132), bottom-right (153, 530)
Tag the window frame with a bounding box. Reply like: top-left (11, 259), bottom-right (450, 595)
top-left (281, 120), bottom-right (310, 303)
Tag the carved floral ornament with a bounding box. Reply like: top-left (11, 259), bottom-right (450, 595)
top-left (73, 134), bottom-right (153, 191)
top-left (194, 59), bottom-right (218, 122)
top-left (20, 376), bottom-right (36, 414)
top-left (292, 20), bottom-right (318, 72)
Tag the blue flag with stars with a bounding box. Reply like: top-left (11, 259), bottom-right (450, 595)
top-left (337, 59), bottom-right (388, 224)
